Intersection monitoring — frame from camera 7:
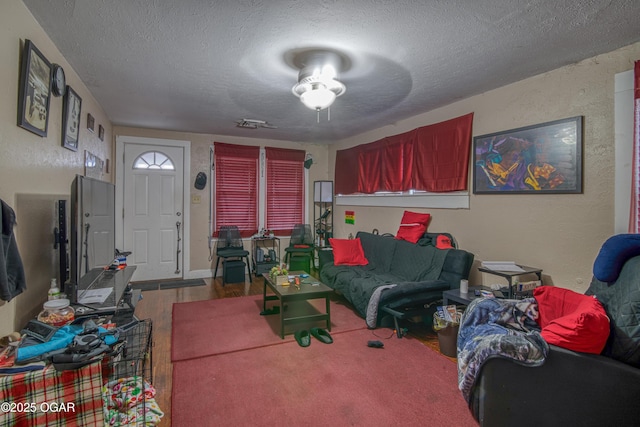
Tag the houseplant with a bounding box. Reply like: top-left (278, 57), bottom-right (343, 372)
top-left (270, 264), bottom-right (289, 285)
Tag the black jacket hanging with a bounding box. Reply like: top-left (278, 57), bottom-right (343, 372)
top-left (0, 199), bottom-right (26, 301)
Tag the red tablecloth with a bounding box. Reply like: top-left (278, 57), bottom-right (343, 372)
top-left (0, 360), bottom-right (103, 426)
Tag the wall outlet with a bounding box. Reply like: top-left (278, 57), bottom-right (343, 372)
top-left (192, 195), bottom-right (201, 204)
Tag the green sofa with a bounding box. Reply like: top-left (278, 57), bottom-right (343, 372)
top-left (319, 231), bottom-right (474, 327)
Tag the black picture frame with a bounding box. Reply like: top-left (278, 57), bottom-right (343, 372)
top-left (17, 39), bottom-right (52, 137)
top-left (473, 116), bottom-right (583, 194)
top-left (62, 86), bottom-right (82, 151)
top-left (87, 113), bottom-right (95, 133)
top-left (98, 124), bottom-right (104, 141)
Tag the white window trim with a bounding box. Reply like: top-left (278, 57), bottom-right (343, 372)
top-left (335, 191), bottom-right (469, 209)
top-left (614, 69), bottom-right (634, 233)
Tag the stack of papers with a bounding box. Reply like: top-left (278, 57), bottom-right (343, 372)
top-left (78, 287), bottom-right (113, 304)
top-left (481, 261), bottom-right (525, 272)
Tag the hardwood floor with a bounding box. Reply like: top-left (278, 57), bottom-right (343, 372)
top-left (134, 276), bottom-right (263, 426)
top-left (134, 275), bottom-right (449, 427)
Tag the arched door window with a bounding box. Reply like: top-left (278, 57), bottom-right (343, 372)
top-left (133, 151), bottom-right (175, 170)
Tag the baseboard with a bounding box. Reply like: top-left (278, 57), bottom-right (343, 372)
top-left (184, 269), bottom-right (215, 280)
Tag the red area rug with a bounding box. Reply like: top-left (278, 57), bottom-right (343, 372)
top-left (171, 327), bottom-right (477, 426)
top-left (171, 294), bottom-right (366, 361)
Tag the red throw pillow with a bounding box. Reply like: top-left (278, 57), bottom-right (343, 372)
top-left (329, 238), bottom-right (369, 266)
top-left (395, 223), bottom-right (427, 244)
top-left (400, 210), bottom-right (431, 226)
top-left (395, 210), bottom-right (431, 243)
top-left (534, 287), bottom-right (610, 354)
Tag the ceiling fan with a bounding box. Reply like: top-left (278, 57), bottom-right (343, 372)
top-left (235, 119), bottom-right (277, 129)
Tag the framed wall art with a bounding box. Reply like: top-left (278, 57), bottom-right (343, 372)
top-left (98, 124), bottom-right (104, 141)
top-left (86, 113), bottom-right (95, 133)
top-left (62, 86), bottom-right (82, 151)
top-left (17, 39), bottom-right (52, 137)
top-left (84, 150), bottom-right (104, 180)
top-left (473, 116), bottom-right (583, 194)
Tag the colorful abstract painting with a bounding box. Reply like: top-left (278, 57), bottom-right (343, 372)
top-left (473, 116), bottom-right (583, 194)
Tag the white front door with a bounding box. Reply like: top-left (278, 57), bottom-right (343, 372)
top-left (122, 143), bottom-right (185, 281)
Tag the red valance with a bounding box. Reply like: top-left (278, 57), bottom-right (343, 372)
top-left (214, 141), bottom-right (260, 159)
top-left (335, 113), bottom-right (474, 194)
top-left (265, 146), bottom-right (305, 161)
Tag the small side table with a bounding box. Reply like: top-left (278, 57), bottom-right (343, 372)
top-left (478, 265), bottom-right (542, 299)
top-left (252, 236), bottom-right (280, 279)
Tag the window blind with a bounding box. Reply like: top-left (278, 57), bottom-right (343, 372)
top-left (214, 142), bottom-right (259, 237)
top-left (265, 147), bottom-right (305, 235)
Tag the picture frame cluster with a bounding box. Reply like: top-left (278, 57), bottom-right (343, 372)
top-left (17, 39), bottom-right (107, 153)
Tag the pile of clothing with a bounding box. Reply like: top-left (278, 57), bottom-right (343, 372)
top-left (457, 297), bottom-right (549, 402)
top-left (102, 377), bottom-right (164, 426)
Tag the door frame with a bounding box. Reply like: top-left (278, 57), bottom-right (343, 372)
top-left (115, 135), bottom-right (192, 278)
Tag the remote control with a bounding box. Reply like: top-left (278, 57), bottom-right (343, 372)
top-left (367, 340), bottom-right (384, 348)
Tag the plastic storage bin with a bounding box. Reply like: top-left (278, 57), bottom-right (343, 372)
top-left (289, 255), bottom-right (311, 273)
top-left (223, 260), bottom-right (246, 283)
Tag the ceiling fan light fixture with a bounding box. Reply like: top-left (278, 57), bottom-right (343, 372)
top-left (299, 82), bottom-right (337, 110)
top-left (291, 50), bottom-right (346, 113)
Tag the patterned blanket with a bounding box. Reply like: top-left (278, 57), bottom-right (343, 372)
top-left (103, 376), bottom-right (164, 426)
top-left (457, 297), bottom-right (549, 403)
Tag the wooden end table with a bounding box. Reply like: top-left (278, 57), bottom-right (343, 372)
top-left (262, 272), bottom-right (332, 338)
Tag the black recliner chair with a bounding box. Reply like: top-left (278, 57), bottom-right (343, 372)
top-left (467, 236), bottom-right (640, 427)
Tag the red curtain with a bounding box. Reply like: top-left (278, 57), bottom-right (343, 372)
top-left (214, 142), bottom-right (259, 237)
top-left (383, 132), bottom-right (414, 192)
top-left (630, 61), bottom-right (640, 232)
top-left (265, 147), bottom-right (305, 235)
top-left (412, 114), bottom-right (473, 192)
top-left (335, 113), bottom-right (474, 195)
top-left (334, 145), bottom-right (360, 195)
top-left (357, 139), bottom-right (384, 194)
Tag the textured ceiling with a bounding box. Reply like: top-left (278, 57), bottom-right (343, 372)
top-left (23, 0), bottom-right (640, 144)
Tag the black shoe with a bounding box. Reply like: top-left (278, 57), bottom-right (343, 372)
top-left (310, 327), bottom-right (333, 344)
top-left (294, 330), bottom-right (311, 347)
top-left (260, 306), bottom-right (280, 316)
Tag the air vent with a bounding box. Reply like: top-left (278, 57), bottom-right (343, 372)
top-left (236, 119), bottom-right (277, 129)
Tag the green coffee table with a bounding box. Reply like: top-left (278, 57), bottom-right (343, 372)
top-left (262, 271), bottom-right (332, 338)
